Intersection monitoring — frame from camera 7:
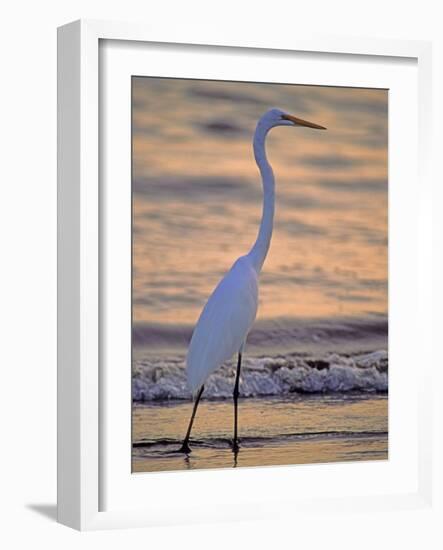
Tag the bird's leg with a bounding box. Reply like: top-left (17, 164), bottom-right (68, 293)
top-left (178, 385), bottom-right (204, 454)
top-left (232, 352), bottom-right (242, 453)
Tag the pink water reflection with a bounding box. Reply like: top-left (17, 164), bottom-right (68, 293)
top-left (132, 78), bottom-right (388, 326)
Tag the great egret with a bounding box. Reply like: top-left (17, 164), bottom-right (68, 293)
top-left (179, 108), bottom-right (326, 454)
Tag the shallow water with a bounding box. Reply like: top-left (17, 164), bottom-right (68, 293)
top-left (132, 394), bottom-right (387, 472)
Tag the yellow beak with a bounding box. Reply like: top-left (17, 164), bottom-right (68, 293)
top-left (282, 114), bottom-right (327, 130)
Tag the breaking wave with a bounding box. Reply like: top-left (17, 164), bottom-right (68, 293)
top-left (132, 317), bottom-right (388, 351)
top-left (132, 350), bottom-right (388, 401)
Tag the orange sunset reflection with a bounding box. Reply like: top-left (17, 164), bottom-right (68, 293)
top-left (132, 78), bottom-right (387, 327)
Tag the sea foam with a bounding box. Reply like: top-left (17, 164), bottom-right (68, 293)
top-left (132, 350), bottom-right (388, 401)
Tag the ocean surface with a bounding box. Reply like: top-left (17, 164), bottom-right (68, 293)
top-left (131, 77), bottom-right (388, 472)
top-left (132, 318), bottom-right (388, 472)
top-left (132, 78), bottom-right (388, 325)
top-left (132, 319), bottom-right (388, 401)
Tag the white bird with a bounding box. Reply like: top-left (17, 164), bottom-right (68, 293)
top-left (179, 108), bottom-right (326, 453)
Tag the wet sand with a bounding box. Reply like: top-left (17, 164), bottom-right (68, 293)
top-left (132, 394), bottom-right (387, 473)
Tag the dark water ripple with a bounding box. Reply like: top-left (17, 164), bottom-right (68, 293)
top-left (134, 430), bottom-right (388, 449)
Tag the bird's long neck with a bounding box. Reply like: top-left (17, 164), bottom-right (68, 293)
top-left (248, 122), bottom-right (275, 273)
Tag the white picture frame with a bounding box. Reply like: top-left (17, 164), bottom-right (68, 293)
top-left (57, 19), bottom-right (433, 531)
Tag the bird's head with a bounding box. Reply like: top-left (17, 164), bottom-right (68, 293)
top-left (260, 108), bottom-right (326, 131)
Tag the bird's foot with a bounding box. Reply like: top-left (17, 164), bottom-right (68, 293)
top-left (176, 441), bottom-right (192, 454)
top-left (231, 440), bottom-right (240, 453)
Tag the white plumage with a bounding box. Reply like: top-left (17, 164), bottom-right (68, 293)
top-left (186, 255), bottom-right (258, 393)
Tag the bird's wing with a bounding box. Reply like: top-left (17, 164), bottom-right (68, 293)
top-left (186, 256), bottom-right (258, 393)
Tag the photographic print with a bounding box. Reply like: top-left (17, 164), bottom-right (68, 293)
top-left (131, 77), bottom-right (388, 473)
